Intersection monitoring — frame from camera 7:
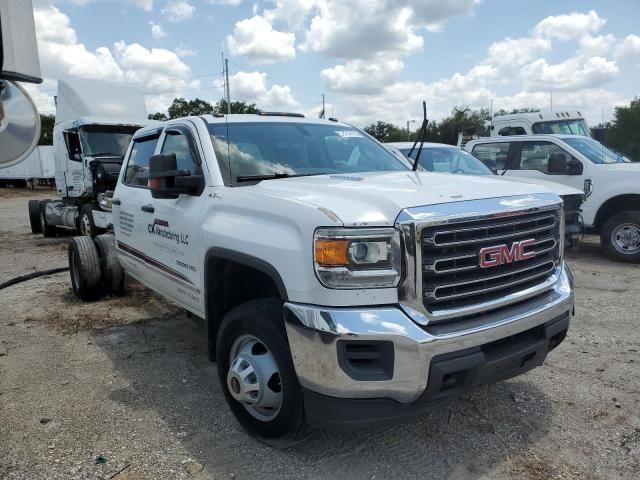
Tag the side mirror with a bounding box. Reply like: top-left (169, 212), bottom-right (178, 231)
top-left (548, 153), bottom-right (568, 174)
top-left (149, 152), bottom-right (203, 199)
top-left (498, 127), bottom-right (511, 136)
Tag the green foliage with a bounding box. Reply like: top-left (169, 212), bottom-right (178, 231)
top-left (147, 97), bottom-right (260, 120)
top-left (365, 107), bottom-right (490, 146)
top-left (38, 114), bottom-right (55, 145)
top-left (148, 112), bottom-right (168, 121)
top-left (605, 97), bottom-right (640, 161)
top-left (215, 98), bottom-right (260, 114)
top-left (167, 97), bottom-right (214, 119)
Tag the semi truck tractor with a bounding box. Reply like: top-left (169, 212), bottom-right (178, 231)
top-left (68, 113), bottom-right (575, 444)
top-left (27, 79), bottom-right (156, 237)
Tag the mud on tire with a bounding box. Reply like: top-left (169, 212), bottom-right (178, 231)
top-left (68, 236), bottom-right (104, 301)
top-left (28, 200), bottom-right (42, 234)
top-left (94, 234), bottom-right (125, 295)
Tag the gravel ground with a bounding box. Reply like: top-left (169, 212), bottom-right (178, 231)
top-left (1, 189), bottom-right (639, 480)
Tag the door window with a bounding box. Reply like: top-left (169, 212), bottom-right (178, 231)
top-left (123, 136), bottom-right (159, 187)
top-left (161, 130), bottom-right (198, 175)
top-left (518, 141), bottom-right (577, 174)
top-left (471, 142), bottom-right (511, 170)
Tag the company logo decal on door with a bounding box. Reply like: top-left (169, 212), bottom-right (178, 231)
top-left (147, 219), bottom-right (189, 245)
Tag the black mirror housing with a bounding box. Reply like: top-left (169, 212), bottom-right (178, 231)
top-left (149, 152), bottom-right (204, 198)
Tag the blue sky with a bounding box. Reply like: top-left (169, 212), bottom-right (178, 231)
top-left (28, 0), bottom-right (640, 127)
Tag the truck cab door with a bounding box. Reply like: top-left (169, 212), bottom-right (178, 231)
top-left (113, 129), bottom-right (161, 286)
top-left (61, 129), bottom-right (85, 198)
top-left (501, 140), bottom-right (585, 193)
top-left (140, 123), bottom-right (207, 316)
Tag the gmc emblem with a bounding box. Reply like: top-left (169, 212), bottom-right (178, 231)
top-left (479, 239), bottom-right (536, 268)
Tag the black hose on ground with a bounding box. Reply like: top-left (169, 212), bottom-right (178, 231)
top-left (0, 267), bottom-right (69, 291)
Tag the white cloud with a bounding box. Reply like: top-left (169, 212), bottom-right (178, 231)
top-left (533, 10), bottom-right (606, 41)
top-left (578, 34), bottom-right (616, 57)
top-left (66, 0), bottom-right (155, 9)
top-left (321, 59), bottom-right (405, 94)
top-left (227, 71), bottom-right (299, 110)
top-left (149, 21), bottom-right (167, 40)
top-left (615, 34), bottom-right (640, 59)
top-left (403, 0), bottom-right (479, 27)
top-left (34, 6), bottom-right (124, 81)
top-left (486, 37), bottom-right (552, 68)
top-left (175, 45), bottom-right (198, 57)
top-left (226, 15), bottom-right (296, 64)
top-left (522, 56), bottom-right (619, 91)
top-left (209, 0), bottom-right (242, 5)
top-left (299, 1), bottom-right (423, 59)
top-left (161, 0), bottom-right (195, 22)
top-left (263, 0), bottom-right (317, 30)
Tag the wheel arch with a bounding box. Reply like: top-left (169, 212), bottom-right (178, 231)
top-left (593, 194), bottom-right (640, 232)
top-left (204, 247), bottom-right (288, 360)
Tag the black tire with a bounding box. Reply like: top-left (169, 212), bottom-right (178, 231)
top-left (601, 211), bottom-right (640, 263)
top-left (68, 236), bottom-right (104, 301)
top-left (216, 298), bottom-right (306, 446)
top-left (28, 200), bottom-right (42, 234)
top-left (39, 200), bottom-right (57, 237)
top-left (94, 234), bottom-right (124, 295)
top-left (78, 203), bottom-right (105, 237)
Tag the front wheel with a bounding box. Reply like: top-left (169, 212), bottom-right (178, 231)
top-left (216, 298), bottom-right (306, 446)
top-left (79, 204), bottom-right (105, 237)
top-left (601, 211), bottom-right (640, 263)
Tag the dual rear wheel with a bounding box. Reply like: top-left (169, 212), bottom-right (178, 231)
top-left (68, 234), bottom-right (124, 301)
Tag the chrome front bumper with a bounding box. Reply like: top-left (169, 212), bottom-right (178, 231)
top-left (284, 262), bottom-right (574, 404)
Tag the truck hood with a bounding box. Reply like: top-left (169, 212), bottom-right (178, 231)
top-left (252, 171), bottom-right (553, 226)
top-left (497, 176), bottom-right (584, 196)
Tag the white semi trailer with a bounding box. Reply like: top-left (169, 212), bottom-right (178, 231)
top-left (0, 146), bottom-right (54, 187)
top-left (28, 79), bottom-right (156, 237)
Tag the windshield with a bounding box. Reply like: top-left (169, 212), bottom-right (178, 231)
top-left (398, 146), bottom-right (494, 176)
top-left (562, 136), bottom-right (630, 164)
top-left (79, 125), bottom-right (140, 157)
top-left (532, 119), bottom-right (591, 136)
top-left (207, 122), bottom-right (407, 183)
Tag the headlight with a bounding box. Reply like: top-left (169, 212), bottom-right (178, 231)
top-left (314, 227), bottom-right (402, 289)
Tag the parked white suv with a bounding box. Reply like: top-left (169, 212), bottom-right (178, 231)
top-left (466, 134), bottom-right (640, 262)
top-left (68, 114), bottom-right (575, 444)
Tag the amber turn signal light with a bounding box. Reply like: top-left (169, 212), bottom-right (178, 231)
top-left (315, 239), bottom-right (349, 266)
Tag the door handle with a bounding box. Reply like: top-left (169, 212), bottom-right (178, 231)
top-left (141, 204), bottom-right (155, 213)
top-left (112, 198), bottom-right (121, 206)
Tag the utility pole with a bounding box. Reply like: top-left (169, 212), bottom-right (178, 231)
top-left (321, 94), bottom-right (325, 119)
top-left (550, 92), bottom-right (553, 111)
top-left (406, 119), bottom-right (415, 140)
top-left (224, 57), bottom-right (231, 114)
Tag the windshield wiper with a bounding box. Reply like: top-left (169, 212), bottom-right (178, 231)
top-left (236, 172), bottom-right (330, 182)
top-left (408, 101), bottom-right (428, 171)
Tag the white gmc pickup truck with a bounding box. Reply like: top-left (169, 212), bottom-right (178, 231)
top-left (68, 113), bottom-right (575, 444)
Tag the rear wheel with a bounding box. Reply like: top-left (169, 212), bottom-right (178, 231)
top-left (601, 211), bottom-right (640, 263)
top-left (216, 298), bottom-right (306, 446)
top-left (28, 200), bottom-right (42, 234)
top-left (78, 203), bottom-right (104, 237)
top-left (39, 200), bottom-right (57, 237)
top-left (94, 234), bottom-right (124, 295)
top-left (68, 236), bottom-right (104, 301)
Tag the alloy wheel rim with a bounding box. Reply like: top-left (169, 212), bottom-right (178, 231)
top-left (611, 223), bottom-right (640, 255)
top-left (227, 334), bottom-right (282, 422)
top-left (80, 214), bottom-right (91, 236)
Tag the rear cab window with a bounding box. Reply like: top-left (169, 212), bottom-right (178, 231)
top-left (471, 142), bottom-right (511, 170)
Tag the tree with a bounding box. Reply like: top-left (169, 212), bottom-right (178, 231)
top-left (364, 121), bottom-right (403, 142)
top-left (214, 98), bottom-right (260, 114)
top-left (436, 107), bottom-right (490, 145)
top-left (167, 97), bottom-right (214, 119)
top-left (605, 97), bottom-right (640, 161)
top-left (38, 114), bottom-right (55, 145)
top-left (148, 112), bottom-right (168, 121)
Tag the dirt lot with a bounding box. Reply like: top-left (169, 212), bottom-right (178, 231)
top-left (1, 189), bottom-right (638, 480)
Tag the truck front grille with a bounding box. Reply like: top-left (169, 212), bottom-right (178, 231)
top-left (421, 209), bottom-right (561, 312)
